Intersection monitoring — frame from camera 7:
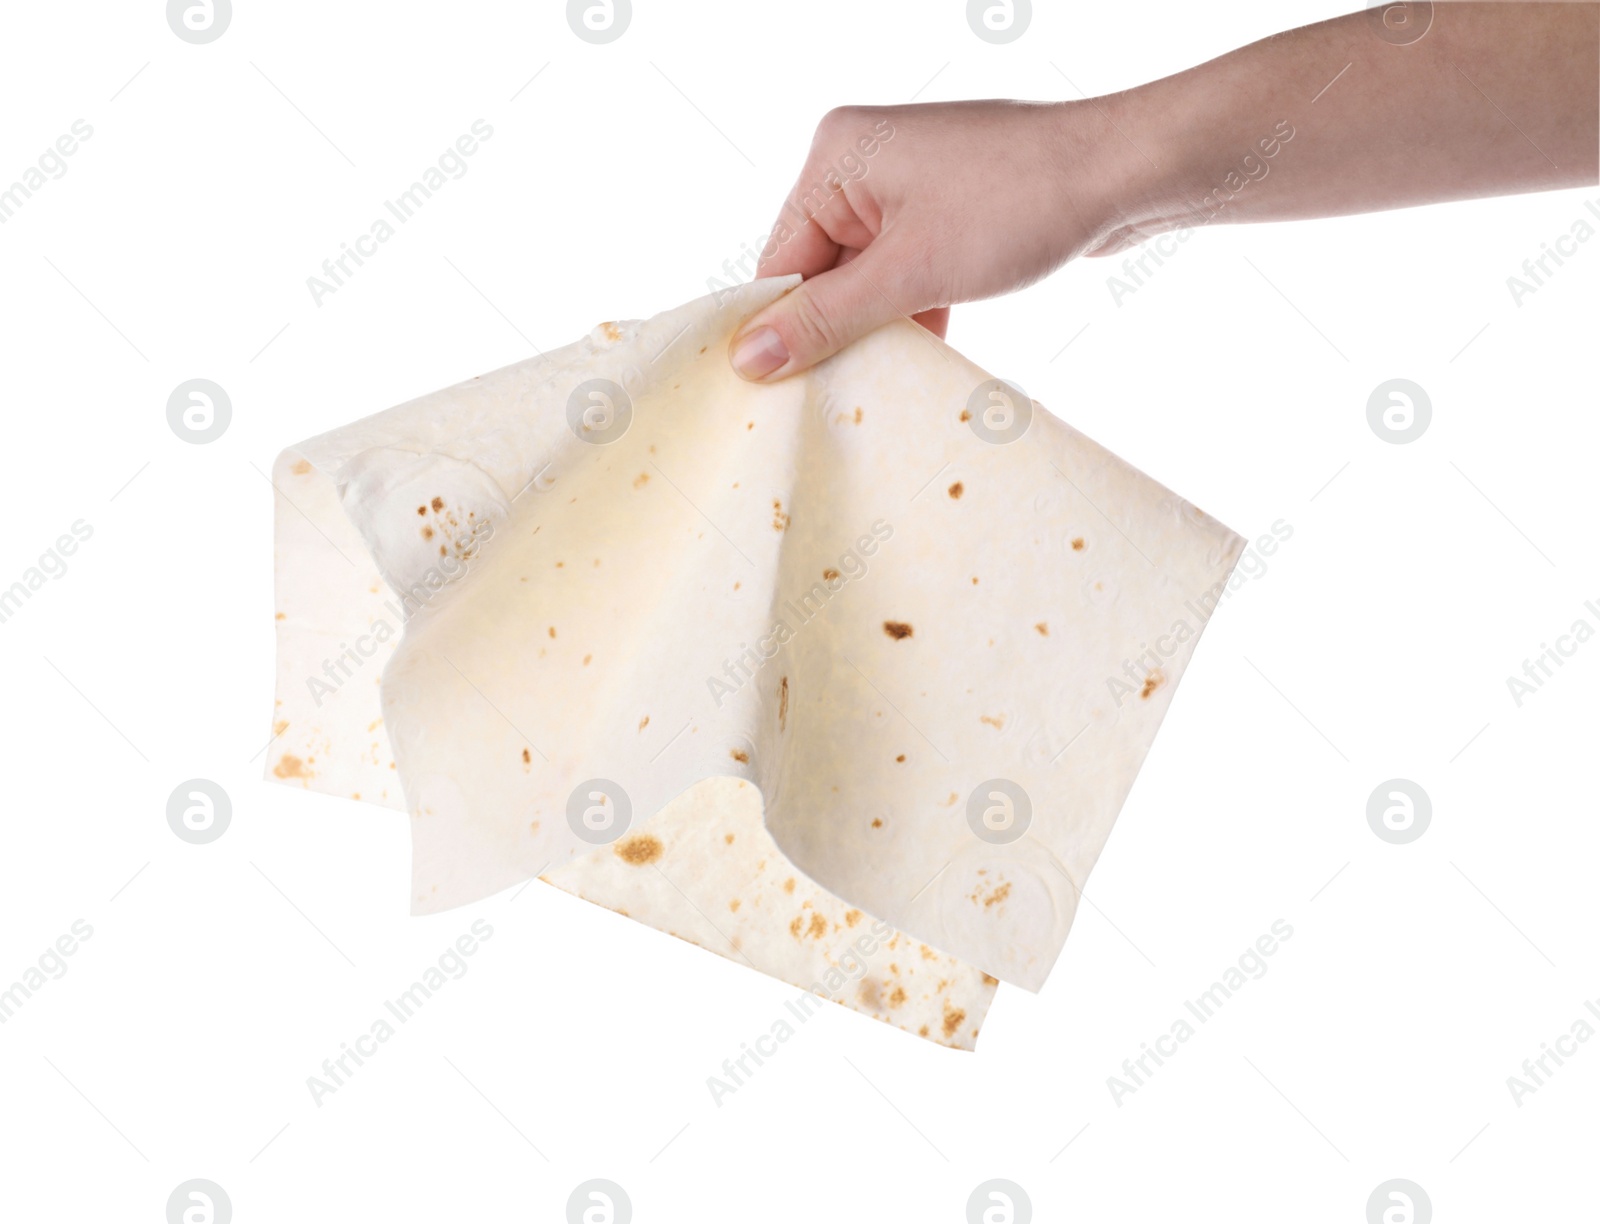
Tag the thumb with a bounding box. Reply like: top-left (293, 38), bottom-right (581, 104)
top-left (729, 244), bottom-right (916, 381)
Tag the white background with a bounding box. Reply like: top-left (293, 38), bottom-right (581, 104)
top-left (1, 1), bottom-right (1595, 1220)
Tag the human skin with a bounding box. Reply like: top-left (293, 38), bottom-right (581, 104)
top-left (729, 2), bottom-right (1599, 381)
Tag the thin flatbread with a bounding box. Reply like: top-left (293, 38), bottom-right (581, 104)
top-left (268, 276), bottom-right (1241, 1044)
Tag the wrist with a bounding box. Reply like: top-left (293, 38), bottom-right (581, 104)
top-left (1050, 91), bottom-right (1177, 253)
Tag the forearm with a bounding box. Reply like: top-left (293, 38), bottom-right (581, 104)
top-left (1095, 3), bottom-right (1598, 243)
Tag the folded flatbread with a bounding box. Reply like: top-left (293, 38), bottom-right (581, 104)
top-left (267, 276), bottom-right (1243, 1048)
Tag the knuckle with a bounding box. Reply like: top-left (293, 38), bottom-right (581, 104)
top-left (815, 104), bottom-right (874, 142)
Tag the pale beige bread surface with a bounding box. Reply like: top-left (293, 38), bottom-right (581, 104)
top-left (268, 276), bottom-right (1241, 1043)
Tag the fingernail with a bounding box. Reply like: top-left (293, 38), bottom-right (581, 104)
top-left (731, 327), bottom-right (788, 381)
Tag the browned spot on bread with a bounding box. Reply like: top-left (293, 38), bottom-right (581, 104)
top-left (980, 714), bottom-right (1005, 730)
top-left (638, 715), bottom-right (649, 730)
top-left (613, 834), bottom-right (663, 865)
top-left (845, 910), bottom-right (862, 927)
top-left (982, 973), bottom-right (999, 986)
top-left (853, 406), bottom-right (863, 424)
top-left (783, 877), bottom-right (796, 894)
top-left (699, 345), bottom-right (708, 354)
top-left (1071, 537), bottom-right (1086, 550)
top-left (416, 505), bottom-right (427, 516)
top-left (724, 833), bottom-right (734, 844)
top-left (273, 754), bottom-right (311, 780)
top-left (291, 459), bottom-right (312, 475)
top-left (982, 881), bottom-right (1012, 907)
top-left (959, 408), bottom-right (972, 422)
top-left (431, 497), bottom-right (444, 512)
top-left (601, 321), bottom-right (623, 342)
top-left (888, 985), bottom-right (907, 1008)
top-left (633, 472), bottom-right (649, 489)
top-left (871, 818), bottom-right (883, 828)
top-left (771, 499), bottom-right (790, 531)
top-left (943, 1005), bottom-right (966, 1038)
top-left (948, 481), bottom-right (964, 499)
top-left (1035, 622), bottom-right (1049, 635)
top-left (730, 748), bottom-right (749, 764)
top-left (583, 654), bottom-right (592, 666)
top-left (919, 1024), bottom-right (930, 1037)
top-left (822, 568), bottom-right (840, 581)
top-left (789, 915), bottom-right (804, 938)
top-left (778, 676), bottom-right (788, 731)
top-left (729, 898), bottom-right (741, 912)
top-left (1141, 670), bottom-right (1165, 699)
top-left (808, 912), bottom-right (827, 939)
top-left (275, 612), bottom-right (286, 620)
top-left (746, 421), bottom-right (754, 430)
top-left (273, 719), bottom-right (289, 736)
top-left (895, 754), bottom-right (905, 763)
top-left (858, 978), bottom-right (881, 1007)
top-left (883, 621), bottom-right (913, 641)
top-left (521, 748), bottom-right (531, 765)
top-left (421, 525), bottom-right (433, 539)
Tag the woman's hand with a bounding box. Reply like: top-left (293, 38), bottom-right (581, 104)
top-left (729, 99), bottom-right (1137, 381)
top-left (731, 3), bottom-right (1598, 383)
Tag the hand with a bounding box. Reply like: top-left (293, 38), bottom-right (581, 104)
top-left (729, 100), bottom-right (1133, 381)
top-left (730, 3), bottom-right (1597, 383)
